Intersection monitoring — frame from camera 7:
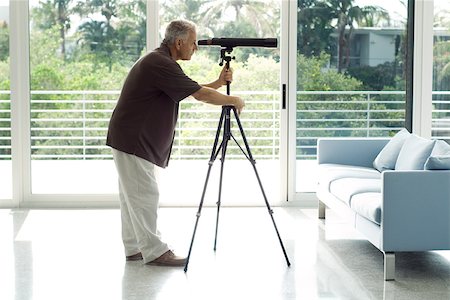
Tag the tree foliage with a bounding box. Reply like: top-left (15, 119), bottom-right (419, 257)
top-left (32, 0), bottom-right (72, 58)
top-left (298, 0), bottom-right (390, 72)
top-left (434, 40), bottom-right (450, 91)
top-left (297, 0), bottom-right (335, 57)
top-left (346, 61), bottom-right (403, 91)
top-left (297, 52), bottom-right (361, 91)
top-left (0, 22), bottom-right (9, 61)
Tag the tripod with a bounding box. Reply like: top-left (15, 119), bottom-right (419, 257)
top-left (184, 47), bottom-right (291, 272)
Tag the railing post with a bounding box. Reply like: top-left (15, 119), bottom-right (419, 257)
top-left (83, 92), bottom-right (86, 160)
top-left (367, 93), bottom-right (371, 137)
top-left (273, 93), bottom-right (276, 159)
top-left (177, 103), bottom-right (182, 159)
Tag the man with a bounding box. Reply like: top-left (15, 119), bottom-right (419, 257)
top-left (106, 20), bottom-right (244, 267)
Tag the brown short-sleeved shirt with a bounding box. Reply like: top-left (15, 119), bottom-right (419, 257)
top-left (106, 43), bottom-right (202, 167)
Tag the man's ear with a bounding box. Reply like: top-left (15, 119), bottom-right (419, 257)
top-left (175, 38), bottom-right (182, 50)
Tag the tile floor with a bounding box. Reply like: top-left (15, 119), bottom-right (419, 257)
top-left (1, 207), bottom-right (449, 300)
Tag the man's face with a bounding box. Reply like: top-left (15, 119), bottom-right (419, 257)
top-left (178, 30), bottom-right (198, 60)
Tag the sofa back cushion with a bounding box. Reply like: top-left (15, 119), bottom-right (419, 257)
top-left (425, 156), bottom-right (450, 170)
top-left (425, 140), bottom-right (450, 170)
top-left (429, 140), bottom-right (450, 156)
top-left (373, 129), bottom-right (410, 172)
top-left (395, 134), bottom-right (435, 170)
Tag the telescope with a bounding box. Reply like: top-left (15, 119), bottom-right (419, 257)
top-left (197, 38), bottom-right (278, 48)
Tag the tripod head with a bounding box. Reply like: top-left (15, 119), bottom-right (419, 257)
top-left (219, 47), bottom-right (236, 94)
top-left (219, 47), bottom-right (235, 68)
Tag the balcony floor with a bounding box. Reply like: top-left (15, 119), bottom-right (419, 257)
top-left (0, 160), bottom-right (284, 206)
top-left (1, 207), bottom-right (449, 300)
top-left (0, 159), bottom-right (321, 204)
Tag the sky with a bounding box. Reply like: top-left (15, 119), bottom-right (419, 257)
top-left (355, 0), bottom-right (408, 22)
top-left (0, 0), bottom-right (449, 25)
top-left (356, 0), bottom-right (449, 19)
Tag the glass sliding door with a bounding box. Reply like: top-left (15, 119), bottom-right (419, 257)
top-left (0, 1), bottom-right (11, 201)
top-left (24, 0), bottom-right (285, 206)
top-left (432, 0), bottom-right (450, 140)
top-left (158, 0), bottom-right (282, 205)
top-left (293, 0), bottom-right (409, 196)
top-left (29, 0), bottom-right (146, 195)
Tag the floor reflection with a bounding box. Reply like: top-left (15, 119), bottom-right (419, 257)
top-left (13, 211), bottom-right (33, 300)
top-left (0, 208), bottom-right (449, 300)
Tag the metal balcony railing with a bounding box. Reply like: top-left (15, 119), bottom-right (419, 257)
top-left (27, 90), bottom-right (280, 160)
top-left (296, 90), bottom-right (406, 158)
top-left (1, 90), bottom-right (449, 161)
top-left (0, 95), bottom-right (10, 160)
top-left (431, 91), bottom-right (450, 140)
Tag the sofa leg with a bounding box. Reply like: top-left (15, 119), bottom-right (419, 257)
top-left (318, 200), bottom-right (326, 219)
top-left (384, 252), bottom-right (395, 281)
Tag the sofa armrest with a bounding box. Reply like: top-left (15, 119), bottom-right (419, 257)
top-left (382, 170), bottom-right (450, 251)
top-left (317, 138), bottom-right (389, 168)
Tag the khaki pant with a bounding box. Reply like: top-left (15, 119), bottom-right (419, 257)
top-left (112, 149), bottom-right (169, 263)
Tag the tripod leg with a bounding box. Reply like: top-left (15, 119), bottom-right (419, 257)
top-left (184, 162), bottom-right (214, 272)
top-left (214, 108), bottom-right (231, 251)
top-left (184, 109), bottom-right (226, 272)
top-left (231, 108), bottom-right (291, 267)
top-left (214, 133), bottom-right (229, 251)
top-left (251, 164), bottom-right (291, 267)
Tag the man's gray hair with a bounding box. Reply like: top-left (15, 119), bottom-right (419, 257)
top-left (164, 20), bottom-right (196, 45)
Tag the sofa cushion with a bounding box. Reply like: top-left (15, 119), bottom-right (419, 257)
top-left (430, 140), bottom-right (450, 155)
top-left (424, 140), bottom-right (450, 170)
top-left (373, 128), bottom-right (410, 172)
top-left (318, 164), bottom-right (381, 192)
top-left (395, 134), bottom-right (435, 170)
top-left (329, 178), bottom-right (381, 206)
top-left (425, 155), bottom-right (450, 170)
top-left (350, 192), bottom-right (382, 225)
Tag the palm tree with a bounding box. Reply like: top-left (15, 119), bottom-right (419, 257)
top-left (78, 20), bottom-right (117, 71)
top-left (325, 0), bottom-right (390, 72)
top-left (199, 0), bottom-right (279, 37)
top-left (359, 6), bottom-right (391, 27)
top-left (32, 0), bottom-right (73, 59)
top-left (72, 0), bottom-right (149, 70)
top-left (116, 1), bottom-right (147, 62)
top-left (160, 0), bottom-right (206, 26)
top-left (74, 0), bottom-right (118, 27)
top-left (297, 0), bottom-right (335, 57)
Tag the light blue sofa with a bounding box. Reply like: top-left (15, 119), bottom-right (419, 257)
top-left (316, 137), bottom-right (450, 281)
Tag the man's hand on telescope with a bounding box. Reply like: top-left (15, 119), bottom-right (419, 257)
top-left (218, 66), bottom-right (244, 114)
top-left (219, 65), bottom-right (233, 86)
top-left (202, 65), bottom-right (233, 90)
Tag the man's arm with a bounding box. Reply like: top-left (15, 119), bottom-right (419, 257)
top-left (202, 81), bottom-right (222, 90)
top-left (192, 65), bottom-right (244, 113)
top-left (192, 87), bottom-right (244, 114)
